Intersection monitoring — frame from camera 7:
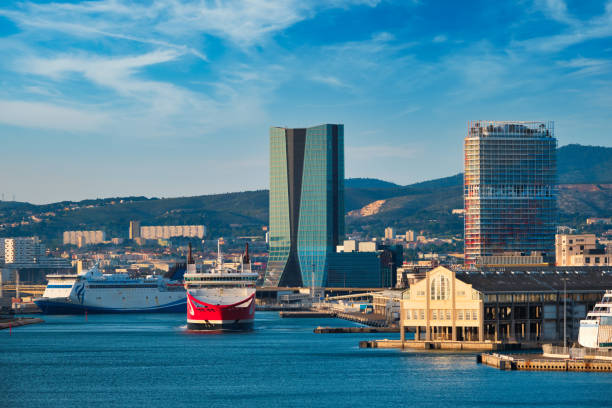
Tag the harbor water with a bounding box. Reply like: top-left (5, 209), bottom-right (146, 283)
top-left (1, 312), bottom-right (612, 407)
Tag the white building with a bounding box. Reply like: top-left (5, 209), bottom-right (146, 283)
top-left (384, 227), bottom-right (395, 240)
top-left (405, 230), bottom-right (415, 242)
top-left (555, 234), bottom-right (597, 266)
top-left (139, 225), bottom-right (205, 240)
top-left (3, 237), bottom-right (45, 264)
top-left (63, 230), bottom-right (106, 246)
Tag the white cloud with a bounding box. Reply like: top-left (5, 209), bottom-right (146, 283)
top-left (1, 0), bottom-right (382, 47)
top-left (0, 100), bottom-right (108, 131)
top-left (433, 34), bottom-right (447, 43)
top-left (516, 2), bottom-right (612, 52)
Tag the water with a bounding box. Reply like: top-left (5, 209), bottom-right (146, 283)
top-left (1, 313), bottom-right (611, 408)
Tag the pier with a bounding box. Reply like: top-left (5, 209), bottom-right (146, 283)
top-left (479, 352), bottom-right (612, 372)
top-left (0, 317), bottom-right (44, 330)
top-left (315, 326), bottom-right (398, 333)
top-left (359, 339), bottom-right (532, 351)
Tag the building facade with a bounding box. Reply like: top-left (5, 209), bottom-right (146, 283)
top-left (464, 121), bottom-right (557, 265)
top-left (129, 220), bottom-right (141, 239)
top-left (555, 234), bottom-right (597, 266)
top-left (265, 124), bottom-right (344, 287)
top-left (139, 225), bottom-right (205, 240)
top-left (399, 266), bottom-right (612, 343)
top-left (63, 230), bottom-right (105, 246)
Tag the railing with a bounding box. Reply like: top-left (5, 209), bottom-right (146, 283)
top-left (542, 344), bottom-right (612, 360)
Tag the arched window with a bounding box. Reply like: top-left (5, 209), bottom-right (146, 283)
top-left (430, 275), bottom-right (450, 300)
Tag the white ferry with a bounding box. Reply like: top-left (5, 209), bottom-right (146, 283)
top-left (578, 290), bottom-right (612, 349)
top-left (34, 264), bottom-right (186, 314)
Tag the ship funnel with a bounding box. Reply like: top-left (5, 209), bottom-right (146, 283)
top-left (187, 243), bottom-right (195, 264)
top-left (186, 242), bottom-right (196, 274)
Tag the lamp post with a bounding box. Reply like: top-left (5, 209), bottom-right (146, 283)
top-left (564, 279), bottom-right (567, 349)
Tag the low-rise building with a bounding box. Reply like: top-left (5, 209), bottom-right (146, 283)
top-left (399, 266), bottom-right (612, 343)
top-left (556, 234), bottom-right (597, 266)
top-left (140, 225), bottom-right (205, 240)
top-left (63, 230), bottom-right (105, 246)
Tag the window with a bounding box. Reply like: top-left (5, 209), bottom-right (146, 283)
top-left (472, 310), bottom-right (478, 320)
top-left (458, 311), bottom-right (463, 320)
top-left (419, 310), bottom-right (425, 319)
top-left (432, 310), bottom-right (437, 320)
top-left (465, 311), bottom-right (471, 320)
top-left (406, 309), bottom-right (411, 319)
top-left (430, 275), bottom-right (450, 300)
top-left (412, 310), bottom-right (418, 319)
top-left (446, 310), bottom-right (451, 320)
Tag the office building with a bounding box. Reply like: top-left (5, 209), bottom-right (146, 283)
top-left (464, 121), bottom-right (557, 265)
top-left (63, 230), bottom-right (105, 246)
top-left (555, 234), bottom-right (597, 266)
top-left (3, 237), bottom-right (45, 264)
top-left (265, 124), bottom-right (344, 287)
top-left (139, 225), bottom-right (205, 240)
top-left (129, 220), bottom-right (141, 239)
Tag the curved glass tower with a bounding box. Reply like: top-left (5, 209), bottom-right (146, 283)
top-left (265, 124), bottom-right (344, 287)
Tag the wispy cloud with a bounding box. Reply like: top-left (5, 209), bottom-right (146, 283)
top-left (515, 1), bottom-right (612, 52)
top-left (0, 100), bottom-right (108, 132)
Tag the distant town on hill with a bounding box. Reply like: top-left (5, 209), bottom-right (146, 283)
top-left (0, 144), bottom-right (610, 244)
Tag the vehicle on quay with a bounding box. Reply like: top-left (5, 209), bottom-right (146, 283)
top-left (578, 290), bottom-right (612, 349)
top-left (34, 263), bottom-right (187, 314)
top-left (184, 239), bottom-right (257, 331)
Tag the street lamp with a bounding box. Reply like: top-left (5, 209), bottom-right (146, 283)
top-left (561, 277), bottom-right (569, 350)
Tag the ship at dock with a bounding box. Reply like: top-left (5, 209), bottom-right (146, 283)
top-left (184, 240), bottom-right (257, 331)
top-left (578, 290), bottom-right (612, 349)
top-left (33, 264), bottom-right (187, 314)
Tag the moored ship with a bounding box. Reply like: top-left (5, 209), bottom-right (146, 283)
top-left (185, 240), bottom-right (257, 330)
top-left (578, 290), bottom-right (612, 349)
top-left (34, 264), bottom-right (187, 314)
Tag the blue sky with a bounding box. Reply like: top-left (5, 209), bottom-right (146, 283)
top-left (0, 0), bottom-right (611, 204)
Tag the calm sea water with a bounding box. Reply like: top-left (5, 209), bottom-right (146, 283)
top-left (1, 312), bottom-right (611, 408)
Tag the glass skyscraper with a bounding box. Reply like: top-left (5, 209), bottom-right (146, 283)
top-left (464, 121), bottom-right (557, 265)
top-left (265, 124), bottom-right (344, 287)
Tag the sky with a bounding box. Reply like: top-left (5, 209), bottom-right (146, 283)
top-left (0, 0), bottom-right (611, 204)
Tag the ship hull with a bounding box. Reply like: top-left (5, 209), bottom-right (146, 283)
top-left (186, 291), bottom-right (255, 331)
top-left (34, 297), bottom-right (187, 314)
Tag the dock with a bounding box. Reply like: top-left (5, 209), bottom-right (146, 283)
top-left (0, 317), bottom-right (44, 330)
top-left (479, 353), bottom-right (612, 372)
top-left (315, 326), bottom-right (398, 333)
top-left (359, 339), bottom-right (533, 351)
top-left (279, 311), bottom-right (335, 318)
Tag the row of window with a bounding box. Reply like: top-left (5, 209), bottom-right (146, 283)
top-left (405, 309), bottom-right (479, 321)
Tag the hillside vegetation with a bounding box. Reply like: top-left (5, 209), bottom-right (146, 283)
top-left (0, 144), bottom-right (609, 243)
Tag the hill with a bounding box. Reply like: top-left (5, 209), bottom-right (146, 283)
top-left (0, 144), bottom-right (609, 242)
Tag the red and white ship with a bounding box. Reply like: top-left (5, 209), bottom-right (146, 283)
top-left (184, 240), bottom-right (257, 331)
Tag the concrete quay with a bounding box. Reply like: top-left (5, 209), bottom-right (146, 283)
top-left (479, 353), bottom-right (612, 372)
top-left (359, 339), bottom-right (533, 351)
top-left (315, 326), bottom-right (398, 334)
top-left (279, 311), bottom-right (335, 318)
top-left (0, 317), bottom-right (44, 330)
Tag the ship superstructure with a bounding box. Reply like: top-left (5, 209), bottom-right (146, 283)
top-left (185, 240), bottom-right (257, 330)
top-left (34, 264), bottom-right (186, 314)
top-left (578, 290), bottom-right (612, 349)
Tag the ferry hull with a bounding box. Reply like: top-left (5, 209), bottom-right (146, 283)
top-left (186, 292), bottom-right (255, 331)
top-left (34, 297), bottom-right (187, 314)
